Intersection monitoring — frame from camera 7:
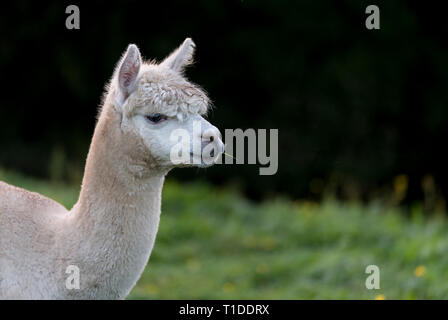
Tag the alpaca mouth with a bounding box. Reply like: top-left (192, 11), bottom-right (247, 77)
top-left (189, 152), bottom-right (219, 167)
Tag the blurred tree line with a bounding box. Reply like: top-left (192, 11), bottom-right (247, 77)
top-left (1, 0), bottom-right (447, 204)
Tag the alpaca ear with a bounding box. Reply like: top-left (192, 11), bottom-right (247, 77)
top-left (115, 44), bottom-right (142, 105)
top-left (160, 38), bottom-right (195, 73)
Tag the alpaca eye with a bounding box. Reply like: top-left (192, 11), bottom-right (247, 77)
top-left (145, 113), bottom-right (167, 124)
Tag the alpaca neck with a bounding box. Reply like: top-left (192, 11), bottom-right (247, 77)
top-left (64, 107), bottom-right (166, 299)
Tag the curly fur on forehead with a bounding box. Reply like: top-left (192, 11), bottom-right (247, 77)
top-left (126, 63), bottom-right (210, 119)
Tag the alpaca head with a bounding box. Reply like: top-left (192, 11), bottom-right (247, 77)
top-left (107, 38), bottom-right (224, 172)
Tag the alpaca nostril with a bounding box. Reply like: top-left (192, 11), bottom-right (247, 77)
top-left (210, 149), bottom-right (215, 157)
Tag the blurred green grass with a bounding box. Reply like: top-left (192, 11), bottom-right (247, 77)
top-left (1, 167), bottom-right (448, 299)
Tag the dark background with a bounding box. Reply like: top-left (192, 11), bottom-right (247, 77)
top-left (1, 0), bottom-right (447, 204)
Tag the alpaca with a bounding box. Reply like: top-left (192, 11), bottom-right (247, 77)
top-left (0, 38), bottom-right (224, 299)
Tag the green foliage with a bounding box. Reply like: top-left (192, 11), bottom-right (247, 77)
top-left (1, 168), bottom-right (448, 299)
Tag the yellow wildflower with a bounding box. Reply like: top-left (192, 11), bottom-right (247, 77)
top-left (414, 265), bottom-right (426, 277)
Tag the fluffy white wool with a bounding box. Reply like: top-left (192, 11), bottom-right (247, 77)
top-left (0, 38), bottom-right (223, 299)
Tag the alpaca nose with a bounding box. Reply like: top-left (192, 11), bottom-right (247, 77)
top-left (202, 128), bottom-right (222, 144)
top-left (201, 127), bottom-right (224, 155)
